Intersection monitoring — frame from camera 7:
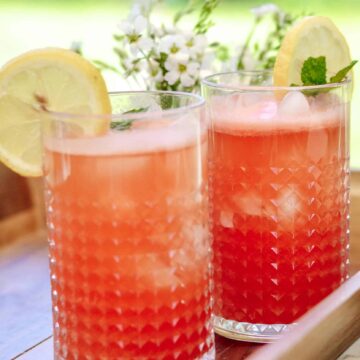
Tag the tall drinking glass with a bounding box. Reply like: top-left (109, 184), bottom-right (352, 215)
top-left (202, 72), bottom-right (350, 342)
top-left (42, 92), bottom-right (214, 359)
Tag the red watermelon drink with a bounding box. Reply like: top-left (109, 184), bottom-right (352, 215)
top-left (203, 71), bottom-right (350, 342)
top-left (43, 92), bottom-right (214, 359)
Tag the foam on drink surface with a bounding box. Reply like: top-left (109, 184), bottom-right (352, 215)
top-left (45, 114), bottom-right (203, 156)
top-left (211, 91), bottom-right (345, 134)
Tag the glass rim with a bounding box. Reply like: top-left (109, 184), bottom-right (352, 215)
top-left (201, 70), bottom-right (351, 92)
top-left (46, 90), bottom-right (205, 121)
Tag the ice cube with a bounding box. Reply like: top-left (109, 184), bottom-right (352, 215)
top-left (219, 211), bottom-right (234, 228)
top-left (181, 223), bottom-right (208, 256)
top-left (277, 186), bottom-right (300, 217)
top-left (233, 191), bottom-right (262, 216)
top-left (240, 92), bottom-right (262, 107)
top-left (259, 100), bottom-right (278, 121)
top-left (137, 254), bottom-right (180, 289)
top-left (239, 92), bottom-right (276, 108)
top-left (278, 91), bottom-right (310, 115)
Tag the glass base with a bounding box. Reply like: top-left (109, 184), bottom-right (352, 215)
top-left (214, 315), bottom-right (296, 343)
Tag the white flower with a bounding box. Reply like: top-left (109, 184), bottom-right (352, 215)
top-left (119, 15), bottom-right (153, 55)
top-left (154, 24), bottom-right (181, 39)
top-left (251, 3), bottom-right (280, 18)
top-left (159, 34), bottom-right (186, 55)
top-left (137, 37), bottom-right (154, 53)
top-left (120, 15), bottom-right (147, 36)
top-left (130, 0), bottom-right (159, 18)
top-left (185, 34), bottom-right (208, 57)
top-left (148, 60), bottom-right (163, 83)
top-left (164, 53), bottom-right (200, 88)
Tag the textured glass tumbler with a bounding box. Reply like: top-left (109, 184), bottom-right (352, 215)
top-left (42, 92), bottom-right (214, 359)
top-left (202, 71), bottom-right (351, 342)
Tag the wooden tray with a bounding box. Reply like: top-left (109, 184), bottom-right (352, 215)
top-left (1, 165), bottom-right (360, 359)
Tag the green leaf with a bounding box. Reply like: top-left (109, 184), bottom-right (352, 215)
top-left (173, 0), bottom-right (197, 24)
top-left (160, 95), bottom-right (174, 109)
top-left (215, 44), bottom-right (230, 62)
top-left (301, 56), bottom-right (327, 85)
top-left (110, 107), bottom-right (149, 131)
top-left (113, 47), bottom-right (127, 60)
top-left (110, 120), bottom-right (134, 131)
top-left (92, 60), bottom-right (121, 74)
top-left (113, 34), bottom-right (125, 42)
top-left (329, 60), bottom-right (358, 83)
top-left (295, 57), bottom-right (358, 95)
top-left (194, 0), bottom-right (221, 34)
top-left (122, 107), bottom-right (149, 115)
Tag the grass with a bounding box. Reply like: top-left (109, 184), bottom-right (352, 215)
top-left (0, 0), bottom-right (359, 166)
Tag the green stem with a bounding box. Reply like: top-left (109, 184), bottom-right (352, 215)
top-left (237, 17), bottom-right (260, 70)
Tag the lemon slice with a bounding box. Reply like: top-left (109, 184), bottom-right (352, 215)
top-left (0, 48), bottom-right (111, 176)
top-left (274, 16), bottom-right (352, 87)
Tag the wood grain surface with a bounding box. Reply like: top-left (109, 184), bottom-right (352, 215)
top-left (0, 231), bottom-right (51, 360)
top-left (248, 273), bottom-right (360, 360)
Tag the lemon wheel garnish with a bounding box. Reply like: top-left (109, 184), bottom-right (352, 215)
top-left (0, 48), bottom-right (111, 177)
top-left (274, 16), bottom-right (352, 87)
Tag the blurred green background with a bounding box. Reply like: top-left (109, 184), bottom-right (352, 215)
top-left (0, 0), bottom-right (359, 166)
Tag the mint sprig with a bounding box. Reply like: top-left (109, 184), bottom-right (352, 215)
top-left (110, 119), bottom-right (134, 131)
top-left (292, 56), bottom-right (357, 94)
top-left (122, 107), bottom-right (149, 115)
top-left (330, 60), bottom-right (358, 83)
top-left (301, 56), bottom-right (327, 85)
top-left (110, 107), bottom-right (149, 131)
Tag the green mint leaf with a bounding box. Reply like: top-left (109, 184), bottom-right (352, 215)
top-left (110, 107), bottom-right (149, 131)
top-left (122, 107), bottom-right (149, 115)
top-left (329, 60), bottom-right (358, 83)
top-left (160, 95), bottom-right (174, 109)
top-left (301, 56), bottom-right (327, 85)
top-left (296, 57), bottom-right (357, 96)
top-left (302, 88), bottom-right (330, 97)
top-left (110, 120), bottom-right (134, 131)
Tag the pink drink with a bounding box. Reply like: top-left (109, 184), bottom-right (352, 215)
top-left (44, 95), bottom-right (214, 359)
top-left (204, 80), bottom-right (350, 340)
